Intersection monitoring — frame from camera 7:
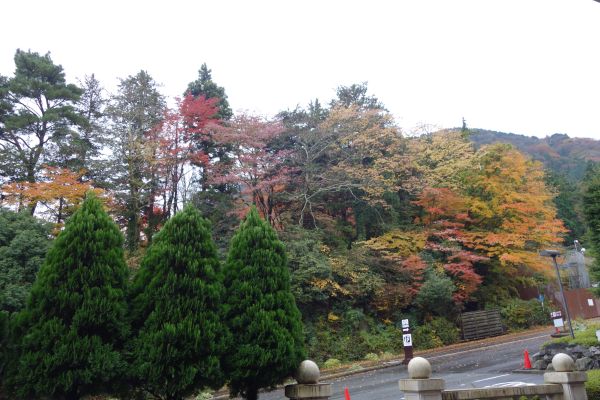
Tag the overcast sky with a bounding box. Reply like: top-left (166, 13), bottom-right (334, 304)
top-left (1, 0), bottom-right (599, 138)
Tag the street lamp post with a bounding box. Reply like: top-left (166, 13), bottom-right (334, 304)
top-left (541, 250), bottom-right (575, 339)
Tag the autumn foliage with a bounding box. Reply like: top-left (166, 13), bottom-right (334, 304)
top-left (2, 167), bottom-right (102, 226)
top-left (1, 61), bottom-right (572, 373)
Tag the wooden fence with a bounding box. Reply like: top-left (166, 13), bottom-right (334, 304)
top-left (460, 309), bottom-right (504, 340)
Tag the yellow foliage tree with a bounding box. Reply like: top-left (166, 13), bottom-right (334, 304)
top-left (320, 105), bottom-right (418, 206)
top-left (463, 144), bottom-right (566, 275)
top-left (410, 130), bottom-right (476, 191)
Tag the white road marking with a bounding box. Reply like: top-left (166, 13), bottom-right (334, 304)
top-left (484, 381), bottom-right (536, 388)
top-left (472, 374), bottom-right (511, 383)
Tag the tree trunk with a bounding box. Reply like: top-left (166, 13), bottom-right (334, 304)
top-left (63, 390), bottom-right (79, 400)
top-left (57, 197), bottom-right (64, 223)
top-left (246, 385), bottom-right (259, 400)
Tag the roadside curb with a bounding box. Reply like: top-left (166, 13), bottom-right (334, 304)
top-left (512, 368), bottom-right (545, 374)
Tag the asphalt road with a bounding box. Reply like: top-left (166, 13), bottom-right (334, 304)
top-left (256, 329), bottom-right (553, 400)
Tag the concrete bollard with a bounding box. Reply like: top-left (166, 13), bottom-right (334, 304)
top-left (285, 360), bottom-right (332, 400)
top-left (398, 357), bottom-right (444, 400)
top-left (544, 353), bottom-right (588, 400)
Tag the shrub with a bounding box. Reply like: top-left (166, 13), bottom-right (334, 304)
top-left (364, 353), bottom-right (379, 361)
top-left (195, 390), bottom-right (214, 400)
top-left (359, 325), bottom-right (404, 355)
top-left (323, 358), bottom-right (342, 369)
top-left (501, 299), bottom-right (549, 330)
top-left (411, 318), bottom-right (459, 350)
top-left (413, 324), bottom-right (443, 350)
top-left (429, 317), bottom-right (460, 345)
top-left (587, 369), bottom-right (600, 400)
top-left (306, 317), bottom-right (406, 362)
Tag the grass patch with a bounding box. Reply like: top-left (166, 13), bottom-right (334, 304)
top-left (587, 369), bottom-right (600, 400)
top-left (544, 324), bottom-right (600, 348)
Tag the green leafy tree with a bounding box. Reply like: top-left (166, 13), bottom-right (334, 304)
top-left (0, 208), bottom-right (51, 313)
top-left (583, 164), bottom-right (600, 291)
top-left (4, 193), bottom-right (129, 400)
top-left (330, 82), bottom-right (386, 111)
top-left (280, 226), bottom-right (334, 312)
top-left (0, 50), bottom-right (85, 213)
top-left (224, 207), bottom-right (306, 400)
top-left (0, 310), bottom-right (8, 383)
top-left (186, 63), bottom-right (232, 120)
top-left (128, 204), bottom-right (228, 400)
top-left (546, 170), bottom-right (586, 244)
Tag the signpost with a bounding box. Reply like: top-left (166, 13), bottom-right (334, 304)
top-left (551, 310), bottom-right (564, 333)
top-left (401, 318), bottom-right (413, 364)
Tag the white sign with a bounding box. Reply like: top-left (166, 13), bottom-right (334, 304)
top-left (401, 319), bottom-right (410, 329)
top-left (403, 333), bottom-right (413, 347)
top-left (550, 311), bottom-right (562, 318)
top-left (553, 318), bottom-right (564, 328)
top-left (588, 299), bottom-right (594, 306)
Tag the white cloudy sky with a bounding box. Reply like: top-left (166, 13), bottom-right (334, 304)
top-left (1, 0), bottom-right (599, 138)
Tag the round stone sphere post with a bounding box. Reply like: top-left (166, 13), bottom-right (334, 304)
top-left (398, 357), bottom-right (444, 400)
top-left (285, 360), bottom-right (332, 400)
top-left (544, 353), bottom-right (589, 400)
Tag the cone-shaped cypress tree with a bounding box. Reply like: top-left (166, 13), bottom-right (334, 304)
top-left (129, 204), bottom-right (228, 400)
top-left (5, 193), bottom-right (129, 400)
top-left (224, 207), bottom-right (306, 400)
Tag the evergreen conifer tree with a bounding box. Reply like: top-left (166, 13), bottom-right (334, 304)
top-left (224, 207), bottom-right (305, 400)
top-left (186, 63), bottom-right (233, 120)
top-left (129, 204), bottom-right (228, 400)
top-left (583, 164), bottom-right (600, 293)
top-left (5, 193), bottom-right (129, 400)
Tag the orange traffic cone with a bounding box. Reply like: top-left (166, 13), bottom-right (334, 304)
top-left (344, 387), bottom-right (351, 400)
top-left (524, 350), bottom-right (532, 369)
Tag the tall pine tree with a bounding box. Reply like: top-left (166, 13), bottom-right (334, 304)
top-left (0, 50), bottom-right (85, 214)
top-left (128, 204), bottom-right (228, 400)
top-left (224, 207), bottom-right (305, 400)
top-left (4, 193), bottom-right (129, 400)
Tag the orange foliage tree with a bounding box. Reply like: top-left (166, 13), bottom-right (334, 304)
top-left (1, 167), bottom-right (101, 225)
top-left (463, 144), bottom-right (566, 276)
top-left (413, 187), bottom-right (485, 305)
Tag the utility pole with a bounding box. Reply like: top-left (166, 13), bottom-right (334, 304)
top-left (541, 250), bottom-right (575, 339)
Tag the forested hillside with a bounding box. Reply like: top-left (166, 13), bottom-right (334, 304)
top-left (469, 129), bottom-right (600, 181)
top-left (0, 50), bottom-right (595, 364)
